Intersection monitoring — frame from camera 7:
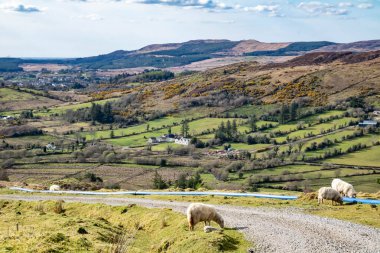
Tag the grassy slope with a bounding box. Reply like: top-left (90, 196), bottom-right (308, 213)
top-left (0, 88), bottom-right (61, 111)
top-left (0, 200), bottom-right (250, 253)
top-left (105, 118), bottom-right (246, 147)
top-left (326, 145), bottom-right (380, 167)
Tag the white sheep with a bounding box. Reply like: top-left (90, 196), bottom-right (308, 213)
top-left (331, 178), bottom-right (357, 198)
top-left (318, 187), bottom-right (343, 205)
top-left (49, 184), bottom-right (61, 191)
top-left (186, 203), bottom-right (224, 231)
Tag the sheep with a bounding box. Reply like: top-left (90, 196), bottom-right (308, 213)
top-left (318, 187), bottom-right (343, 205)
top-left (331, 178), bottom-right (357, 198)
top-left (186, 203), bottom-right (224, 231)
top-left (49, 184), bottom-right (61, 191)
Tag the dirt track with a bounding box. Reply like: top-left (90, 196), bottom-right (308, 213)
top-left (1, 194), bottom-right (379, 253)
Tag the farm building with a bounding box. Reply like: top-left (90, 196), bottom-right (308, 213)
top-left (147, 134), bottom-right (178, 144)
top-left (358, 120), bottom-right (378, 127)
top-left (147, 137), bottom-right (159, 144)
top-left (46, 143), bottom-right (56, 150)
top-left (175, 137), bottom-right (190, 146)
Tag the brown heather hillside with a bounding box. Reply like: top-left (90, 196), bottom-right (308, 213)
top-left (138, 51), bottom-right (380, 111)
top-left (314, 40), bottom-right (380, 52)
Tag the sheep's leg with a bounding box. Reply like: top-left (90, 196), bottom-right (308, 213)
top-left (204, 221), bottom-right (207, 226)
top-left (188, 222), bottom-right (194, 231)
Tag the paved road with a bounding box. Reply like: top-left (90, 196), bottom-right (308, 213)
top-left (1, 194), bottom-right (379, 253)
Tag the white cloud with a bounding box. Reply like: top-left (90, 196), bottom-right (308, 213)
top-left (357, 3), bottom-right (373, 9)
top-left (338, 2), bottom-right (353, 8)
top-left (0, 3), bottom-right (42, 13)
top-left (242, 4), bottom-right (283, 17)
top-left (138, 0), bottom-right (232, 10)
top-left (297, 2), bottom-right (349, 16)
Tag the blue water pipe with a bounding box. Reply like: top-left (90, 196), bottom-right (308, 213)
top-left (8, 187), bottom-right (380, 205)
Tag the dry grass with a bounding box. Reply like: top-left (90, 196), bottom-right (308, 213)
top-left (0, 200), bottom-right (251, 253)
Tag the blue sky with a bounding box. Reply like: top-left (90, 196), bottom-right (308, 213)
top-left (0, 0), bottom-right (379, 57)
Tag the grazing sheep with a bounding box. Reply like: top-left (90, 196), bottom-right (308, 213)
top-left (49, 184), bottom-right (61, 191)
top-left (331, 178), bottom-right (357, 198)
top-left (318, 187), bottom-right (343, 205)
top-left (186, 203), bottom-right (224, 231)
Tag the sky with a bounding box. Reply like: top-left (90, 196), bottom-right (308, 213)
top-left (0, 0), bottom-right (379, 57)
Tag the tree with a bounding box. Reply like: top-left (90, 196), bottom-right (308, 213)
top-left (153, 170), bottom-right (167, 189)
top-left (102, 102), bottom-right (113, 123)
top-left (90, 103), bottom-right (102, 122)
top-left (176, 174), bottom-right (187, 189)
top-left (20, 110), bottom-right (33, 119)
top-left (297, 141), bottom-right (305, 152)
top-left (290, 102), bottom-right (299, 121)
top-left (181, 120), bottom-right (190, 137)
top-left (279, 104), bottom-right (289, 124)
top-left (0, 167), bottom-right (8, 181)
top-left (249, 115), bottom-right (257, 132)
top-left (232, 119), bottom-right (238, 134)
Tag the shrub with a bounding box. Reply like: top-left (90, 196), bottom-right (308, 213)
top-left (34, 202), bottom-right (45, 214)
top-left (48, 233), bottom-right (68, 243)
top-left (53, 200), bottom-right (65, 214)
top-left (104, 183), bottom-right (121, 190)
top-left (1, 159), bottom-right (15, 169)
top-left (77, 227), bottom-right (88, 234)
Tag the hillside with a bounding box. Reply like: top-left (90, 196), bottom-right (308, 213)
top-left (1, 39), bottom-right (380, 71)
top-left (1, 49), bottom-right (380, 197)
top-left (140, 50), bottom-right (380, 112)
top-left (314, 40), bottom-right (380, 52)
top-left (0, 88), bottom-right (63, 111)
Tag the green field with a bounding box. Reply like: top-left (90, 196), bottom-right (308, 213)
top-left (34, 97), bottom-right (118, 117)
top-left (306, 134), bottom-right (380, 157)
top-left (105, 118), bottom-right (246, 146)
top-left (0, 88), bottom-right (38, 101)
top-left (227, 104), bottom-right (280, 117)
top-left (274, 117), bottom-right (357, 143)
top-left (326, 145), bottom-right (380, 167)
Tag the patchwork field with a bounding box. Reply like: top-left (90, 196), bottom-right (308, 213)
top-left (0, 88), bottom-right (61, 111)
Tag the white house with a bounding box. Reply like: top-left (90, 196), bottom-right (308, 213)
top-left (46, 143), bottom-right (56, 150)
top-left (147, 137), bottom-right (159, 144)
top-left (175, 137), bottom-right (191, 146)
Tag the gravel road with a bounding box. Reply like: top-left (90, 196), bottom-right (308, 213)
top-left (1, 194), bottom-right (379, 253)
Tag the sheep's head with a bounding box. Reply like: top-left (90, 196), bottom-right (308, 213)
top-left (215, 214), bottom-right (224, 228)
top-left (348, 189), bottom-right (357, 198)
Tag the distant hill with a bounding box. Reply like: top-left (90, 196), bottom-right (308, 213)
top-left (313, 40), bottom-right (380, 52)
top-left (0, 58), bottom-right (23, 72)
top-left (141, 50), bottom-right (380, 111)
top-left (1, 39), bottom-right (380, 71)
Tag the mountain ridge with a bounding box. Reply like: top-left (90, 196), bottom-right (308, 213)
top-left (0, 39), bottom-right (379, 71)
